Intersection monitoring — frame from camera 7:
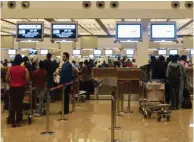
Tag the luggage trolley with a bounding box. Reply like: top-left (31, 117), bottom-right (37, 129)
top-left (6, 83), bottom-right (33, 125)
top-left (139, 65), bottom-right (171, 122)
top-left (143, 81), bottom-right (171, 121)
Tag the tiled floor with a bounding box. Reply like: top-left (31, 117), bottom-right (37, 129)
top-left (1, 100), bottom-right (193, 142)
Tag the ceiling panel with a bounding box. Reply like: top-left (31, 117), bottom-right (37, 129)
top-left (54, 19), bottom-right (72, 22)
top-left (101, 19), bottom-right (121, 35)
top-left (177, 22), bottom-right (193, 35)
top-left (125, 19), bottom-right (141, 21)
top-left (0, 32), bottom-right (11, 35)
top-left (73, 19), bottom-right (107, 35)
top-left (170, 19), bottom-right (191, 29)
top-left (150, 19), bottom-right (167, 21)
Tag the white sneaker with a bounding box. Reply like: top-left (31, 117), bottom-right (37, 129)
top-left (34, 113), bottom-right (42, 117)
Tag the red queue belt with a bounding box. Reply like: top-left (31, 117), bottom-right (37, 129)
top-left (49, 81), bottom-right (73, 92)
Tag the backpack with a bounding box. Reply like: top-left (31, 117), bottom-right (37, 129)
top-left (168, 65), bottom-right (181, 86)
top-left (182, 98), bottom-right (192, 109)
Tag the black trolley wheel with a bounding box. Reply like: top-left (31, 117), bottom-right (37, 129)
top-left (158, 116), bottom-right (161, 122)
top-left (28, 115), bottom-right (32, 124)
top-left (6, 116), bottom-right (10, 125)
top-left (167, 115), bottom-right (170, 121)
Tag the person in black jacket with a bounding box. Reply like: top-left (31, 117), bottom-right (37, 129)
top-left (44, 53), bottom-right (56, 102)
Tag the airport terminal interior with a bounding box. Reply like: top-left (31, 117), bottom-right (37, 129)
top-left (0, 1), bottom-right (194, 142)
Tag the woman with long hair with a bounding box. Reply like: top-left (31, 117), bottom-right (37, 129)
top-left (6, 54), bottom-right (29, 127)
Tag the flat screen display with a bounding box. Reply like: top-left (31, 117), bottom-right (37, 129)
top-left (158, 49), bottom-right (167, 55)
top-left (105, 50), bottom-right (113, 55)
top-left (150, 22), bottom-right (176, 41)
top-left (40, 49), bottom-right (48, 55)
top-left (29, 49), bottom-right (38, 55)
top-left (116, 22), bottom-right (142, 40)
top-left (126, 50), bottom-right (134, 55)
top-left (73, 49), bottom-right (81, 55)
top-left (8, 49), bottom-right (16, 55)
top-left (169, 49), bottom-right (178, 55)
top-left (94, 50), bottom-right (102, 55)
top-left (191, 49), bottom-right (194, 55)
top-left (16, 22), bottom-right (43, 41)
top-left (51, 22), bottom-right (78, 40)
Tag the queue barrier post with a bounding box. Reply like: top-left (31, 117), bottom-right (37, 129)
top-left (71, 79), bottom-right (77, 113)
top-left (57, 81), bottom-right (74, 121)
top-left (110, 87), bottom-right (121, 142)
top-left (124, 82), bottom-right (133, 113)
top-left (109, 87), bottom-right (121, 131)
top-left (40, 88), bottom-right (54, 135)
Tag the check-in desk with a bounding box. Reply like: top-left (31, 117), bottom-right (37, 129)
top-left (93, 68), bottom-right (117, 99)
top-left (92, 68), bottom-right (141, 100)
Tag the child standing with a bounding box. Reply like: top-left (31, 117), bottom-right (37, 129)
top-left (32, 61), bottom-right (47, 116)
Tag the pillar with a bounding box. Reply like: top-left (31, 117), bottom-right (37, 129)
top-left (136, 31), bottom-right (149, 67)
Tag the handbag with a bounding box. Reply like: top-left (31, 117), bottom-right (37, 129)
top-left (182, 81), bottom-right (192, 109)
top-left (183, 82), bottom-right (190, 98)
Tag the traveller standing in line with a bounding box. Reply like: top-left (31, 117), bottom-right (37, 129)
top-left (6, 54), bottom-right (29, 127)
top-left (44, 53), bottom-right (55, 102)
top-left (180, 55), bottom-right (189, 68)
top-left (32, 61), bottom-right (47, 117)
top-left (166, 55), bottom-right (186, 109)
top-left (60, 52), bottom-right (72, 114)
top-left (80, 60), bottom-right (93, 100)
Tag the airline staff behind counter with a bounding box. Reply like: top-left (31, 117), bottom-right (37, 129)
top-left (60, 52), bottom-right (72, 114)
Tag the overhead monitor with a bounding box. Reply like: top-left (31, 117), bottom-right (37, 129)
top-left (150, 22), bottom-right (177, 41)
top-left (8, 49), bottom-right (16, 55)
top-left (191, 49), bottom-right (194, 55)
top-left (116, 22), bottom-right (142, 41)
top-left (72, 49), bottom-right (81, 56)
top-left (105, 50), bottom-right (113, 55)
top-left (158, 49), bottom-right (167, 55)
top-left (126, 49), bottom-right (134, 55)
top-left (29, 49), bottom-right (38, 55)
top-left (51, 22), bottom-right (78, 41)
top-left (40, 49), bottom-right (48, 55)
top-left (169, 49), bottom-right (178, 55)
top-left (16, 22), bottom-right (44, 41)
top-left (94, 49), bottom-right (102, 56)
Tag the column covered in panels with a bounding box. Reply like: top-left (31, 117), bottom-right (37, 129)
top-left (136, 31), bottom-right (149, 67)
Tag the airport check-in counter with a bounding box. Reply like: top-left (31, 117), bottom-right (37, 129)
top-left (92, 68), bottom-right (141, 100)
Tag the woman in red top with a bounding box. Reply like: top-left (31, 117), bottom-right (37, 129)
top-left (6, 54), bottom-right (29, 127)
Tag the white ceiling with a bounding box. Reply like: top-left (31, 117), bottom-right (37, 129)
top-left (0, 18), bottom-right (193, 36)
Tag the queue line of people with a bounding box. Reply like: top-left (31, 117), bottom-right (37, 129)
top-left (4, 52), bottom-right (95, 127)
top-left (148, 55), bottom-right (192, 109)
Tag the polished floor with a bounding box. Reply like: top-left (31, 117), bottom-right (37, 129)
top-left (1, 100), bottom-right (193, 142)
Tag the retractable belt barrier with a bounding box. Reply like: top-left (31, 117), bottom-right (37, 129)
top-left (40, 81), bottom-right (74, 135)
top-left (110, 87), bottom-right (121, 142)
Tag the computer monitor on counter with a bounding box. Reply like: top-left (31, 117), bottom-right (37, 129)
top-left (40, 49), bottom-right (48, 55)
top-left (72, 49), bottom-right (81, 56)
top-left (105, 50), bottom-right (113, 55)
top-left (169, 49), bottom-right (178, 55)
top-left (158, 49), bottom-right (167, 55)
top-left (8, 49), bottom-right (16, 55)
top-left (94, 49), bottom-right (102, 56)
